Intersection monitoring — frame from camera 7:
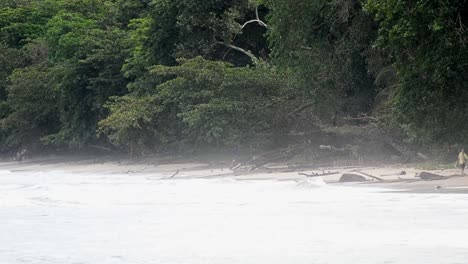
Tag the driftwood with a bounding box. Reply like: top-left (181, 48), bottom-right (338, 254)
top-left (351, 170), bottom-right (384, 181)
top-left (380, 171), bottom-right (406, 177)
top-left (168, 170), bottom-right (180, 179)
top-left (402, 179), bottom-right (422, 183)
top-left (417, 172), bottom-right (446, 181)
top-left (299, 171), bottom-right (340, 177)
top-left (339, 174), bottom-right (367, 182)
top-left (230, 162), bottom-right (242, 171)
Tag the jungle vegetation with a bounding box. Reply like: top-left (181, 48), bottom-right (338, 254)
top-left (0, 0), bottom-right (466, 157)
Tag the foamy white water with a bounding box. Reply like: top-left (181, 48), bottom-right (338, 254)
top-left (1, 170), bottom-right (468, 264)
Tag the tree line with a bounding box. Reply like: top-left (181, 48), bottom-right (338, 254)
top-left (0, 0), bottom-right (466, 156)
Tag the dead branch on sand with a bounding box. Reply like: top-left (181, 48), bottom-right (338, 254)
top-left (299, 171), bottom-right (340, 177)
top-left (417, 172), bottom-right (446, 181)
top-left (351, 169), bottom-right (384, 181)
top-left (380, 171), bottom-right (406, 177)
top-left (168, 170), bottom-right (180, 179)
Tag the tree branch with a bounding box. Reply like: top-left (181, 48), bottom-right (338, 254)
top-left (241, 6), bottom-right (268, 29)
top-left (215, 41), bottom-right (259, 62)
top-left (168, 170), bottom-right (179, 179)
top-left (343, 114), bottom-right (379, 122)
top-left (215, 6), bottom-right (267, 63)
top-left (299, 171), bottom-right (340, 177)
top-left (288, 102), bottom-right (316, 118)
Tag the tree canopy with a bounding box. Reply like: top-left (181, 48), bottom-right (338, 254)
top-left (0, 0), bottom-right (466, 156)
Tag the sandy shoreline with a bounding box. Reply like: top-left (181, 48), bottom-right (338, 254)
top-left (1, 156), bottom-right (468, 193)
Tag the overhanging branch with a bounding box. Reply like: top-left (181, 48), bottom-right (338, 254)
top-left (215, 41), bottom-right (259, 63)
top-left (241, 6), bottom-right (268, 29)
top-left (214, 6), bottom-right (267, 63)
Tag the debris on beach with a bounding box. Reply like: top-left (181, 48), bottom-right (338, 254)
top-left (298, 171), bottom-right (340, 177)
top-left (417, 172), bottom-right (446, 181)
top-left (339, 174), bottom-right (367, 182)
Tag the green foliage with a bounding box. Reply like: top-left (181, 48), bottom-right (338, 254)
top-left (0, 0), bottom-right (466, 156)
top-left (0, 43), bottom-right (26, 151)
top-left (266, 0), bottom-right (378, 122)
top-left (1, 0), bottom-right (130, 152)
top-left (46, 28), bottom-right (128, 148)
top-left (98, 95), bottom-right (162, 154)
top-left (0, 43), bottom-right (24, 102)
top-left (100, 57), bottom-right (290, 152)
top-left (147, 0), bottom-right (266, 66)
top-left (29, 0), bottom-right (130, 149)
top-left (122, 17), bottom-right (152, 81)
top-left (45, 11), bottom-right (97, 60)
top-left (0, 63), bottom-right (59, 150)
top-left (365, 0), bottom-right (468, 145)
top-left (111, 0), bottom-right (151, 25)
top-left (0, 1), bottom-right (55, 47)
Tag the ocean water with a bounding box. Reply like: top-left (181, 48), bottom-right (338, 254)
top-left (0, 169), bottom-right (467, 264)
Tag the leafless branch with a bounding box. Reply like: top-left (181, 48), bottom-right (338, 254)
top-left (168, 170), bottom-right (180, 179)
top-left (299, 171), bottom-right (340, 177)
top-left (215, 41), bottom-right (258, 62)
top-left (241, 6), bottom-right (268, 29)
top-left (351, 170), bottom-right (384, 182)
top-left (343, 114), bottom-right (379, 122)
top-left (288, 102), bottom-right (316, 118)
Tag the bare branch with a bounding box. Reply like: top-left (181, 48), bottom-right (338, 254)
top-left (351, 170), bottom-right (384, 182)
top-left (343, 114), bottom-right (379, 122)
top-left (288, 102), bottom-right (316, 118)
top-left (168, 170), bottom-right (179, 179)
top-left (215, 41), bottom-right (258, 62)
top-left (216, 6), bottom-right (267, 63)
top-left (299, 171), bottom-right (340, 177)
top-left (241, 6), bottom-right (268, 29)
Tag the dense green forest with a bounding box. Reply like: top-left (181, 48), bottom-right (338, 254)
top-left (0, 0), bottom-right (466, 158)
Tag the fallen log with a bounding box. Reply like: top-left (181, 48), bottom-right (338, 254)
top-left (299, 171), bottom-right (340, 177)
top-left (351, 170), bottom-right (384, 181)
top-left (417, 172), bottom-right (446, 181)
top-left (168, 170), bottom-right (180, 179)
top-left (380, 171), bottom-right (406, 177)
top-left (339, 174), bottom-right (367, 182)
top-left (230, 162), bottom-right (242, 171)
